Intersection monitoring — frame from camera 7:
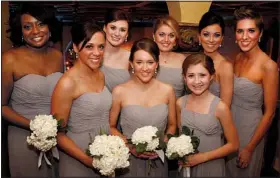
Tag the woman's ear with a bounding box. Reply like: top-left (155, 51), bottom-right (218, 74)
top-left (103, 25), bottom-right (107, 33)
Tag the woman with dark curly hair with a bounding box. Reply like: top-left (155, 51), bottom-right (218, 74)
top-left (2, 3), bottom-right (63, 177)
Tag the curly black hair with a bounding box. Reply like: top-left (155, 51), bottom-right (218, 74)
top-left (7, 2), bottom-right (62, 47)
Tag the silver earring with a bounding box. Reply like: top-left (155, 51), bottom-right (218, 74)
top-left (219, 44), bottom-right (222, 48)
top-left (125, 38), bottom-right (127, 42)
top-left (154, 68), bottom-right (157, 75)
top-left (49, 32), bottom-right (52, 38)
top-left (199, 42), bottom-right (201, 46)
top-left (258, 37), bottom-right (261, 42)
top-left (75, 53), bottom-right (79, 59)
top-left (131, 68), bottom-right (134, 74)
top-left (22, 36), bottom-right (24, 43)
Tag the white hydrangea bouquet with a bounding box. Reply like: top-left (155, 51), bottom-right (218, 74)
top-left (26, 114), bottom-right (63, 168)
top-left (86, 131), bottom-right (130, 177)
top-left (165, 126), bottom-right (200, 177)
top-left (128, 126), bottom-right (165, 175)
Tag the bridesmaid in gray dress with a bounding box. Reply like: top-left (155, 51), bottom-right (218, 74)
top-left (176, 53), bottom-right (239, 177)
top-left (153, 15), bottom-right (186, 99)
top-left (109, 38), bottom-right (177, 177)
top-left (2, 4), bottom-right (63, 177)
top-left (101, 9), bottom-right (131, 92)
top-left (51, 21), bottom-right (111, 177)
top-left (198, 11), bottom-right (234, 106)
top-left (226, 7), bottom-right (279, 177)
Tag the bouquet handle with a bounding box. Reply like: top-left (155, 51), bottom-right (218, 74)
top-left (178, 165), bottom-right (190, 177)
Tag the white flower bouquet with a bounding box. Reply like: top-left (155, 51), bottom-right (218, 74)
top-left (128, 126), bottom-right (165, 175)
top-left (87, 133), bottom-right (130, 176)
top-left (26, 114), bottom-right (62, 168)
top-left (165, 126), bottom-right (200, 177)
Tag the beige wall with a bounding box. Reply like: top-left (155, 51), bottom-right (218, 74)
top-left (2, 1), bottom-right (12, 53)
top-left (167, 2), bottom-right (212, 24)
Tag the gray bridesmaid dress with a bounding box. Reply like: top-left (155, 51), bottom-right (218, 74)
top-left (101, 65), bottom-right (130, 92)
top-left (8, 72), bottom-right (63, 177)
top-left (156, 66), bottom-right (185, 98)
top-left (119, 104), bottom-right (169, 177)
top-left (226, 76), bottom-right (264, 177)
top-left (181, 95), bottom-right (225, 177)
top-left (209, 80), bottom-right (220, 97)
top-left (59, 87), bottom-right (112, 177)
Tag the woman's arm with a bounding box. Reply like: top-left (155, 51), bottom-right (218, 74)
top-left (238, 59), bottom-right (279, 168)
top-left (1, 52), bottom-right (30, 128)
top-left (109, 86), bottom-right (127, 143)
top-left (176, 97), bottom-right (183, 134)
top-left (164, 87), bottom-right (177, 138)
top-left (185, 101), bottom-right (239, 167)
top-left (51, 76), bottom-right (92, 167)
top-left (219, 60), bottom-right (234, 106)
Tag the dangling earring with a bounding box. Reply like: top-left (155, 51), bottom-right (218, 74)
top-left (75, 53), bottom-right (79, 59)
top-left (125, 38), bottom-right (127, 42)
top-left (22, 36), bottom-right (24, 43)
top-left (258, 37), bottom-right (261, 42)
top-left (154, 68), bottom-right (157, 75)
top-left (219, 44), bottom-right (222, 48)
top-left (49, 32), bottom-right (52, 38)
top-left (131, 68), bottom-right (134, 74)
top-left (235, 40), bottom-right (237, 43)
top-left (199, 42), bottom-right (201, 46)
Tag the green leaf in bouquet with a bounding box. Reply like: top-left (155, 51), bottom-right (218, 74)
top-left (126, 138), bottom-right (132, 144)
top-left (46, 136), bottom-right (55, 140)
top-left (85, 148), bottom-right (92, 156)
top-left (182, 126), bottom-right (191, 135)
top-left (158, 138), bottom-right (167, 151)
top-left (191, 136), bottom-right (200, 151)
top-left (99, 128), bottom-right (107, 135)
top-left (169, 152), bottom-right (179, 160)
top-left (135, 143), bottom-right (147, 153)
top-left (93, 155), bottom-right (103, 159)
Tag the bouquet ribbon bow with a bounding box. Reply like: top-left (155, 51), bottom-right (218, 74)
top-left (38, 147), bottom-right (59, 168)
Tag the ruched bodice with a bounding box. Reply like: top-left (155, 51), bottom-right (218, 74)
top-left (232, 76), bottom-right (263, 110)
top-left (8, 72), bottom-right (63, 177)
top-left (180, 95), bottom-right (225, 177)
top-left (156, 66), bottom-right (185, 98)
top-left (209, 80), bottom-right (220, 97)
top-left (226, 76), bottom-right (264, 177)
top-left (101, 65), bottom-right (130, 92)
top-left (120, 104), bottom-right (168, 138)
top-left (67, 87), bottom-right (112, 134)
top-left (60, 87), bottom-right (112, 177)
top-left (119, 104), bottom-right (169, 177)
top-left (10, 72), bottom-right (63, 119)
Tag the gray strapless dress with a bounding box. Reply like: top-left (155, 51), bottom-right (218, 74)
top-left (156, 66), bottom-right (185, 98)
top-left (59, 87), bottom-right (112, 177)
top-left (181, 95), bottom-right (225, 177)
top-left (209, 80), bottom-right (220, 97)
top-left (101, 65), bottom-right (130, 92)
top-left (8, 72), bottom-right (63, 177)
top-left (226, 76), bottom-right (264, 177)
top-left (119, 104), bottom-right (169, 177)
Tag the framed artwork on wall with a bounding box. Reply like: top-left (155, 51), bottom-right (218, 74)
top-left (176, 23), bottom-right (201, 53)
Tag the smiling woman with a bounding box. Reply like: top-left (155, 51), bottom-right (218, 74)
top-left (109, 38), bottom-right (177, 177)
top-left (51, 20), bottom-right (112, 177)
top-left (2, 3), bottom-right (64, 177)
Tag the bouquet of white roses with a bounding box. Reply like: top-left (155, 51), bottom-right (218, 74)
top-left (27, 114), bottom-right (62, 168)
top-left (165, 126), bottom-right (200, 177)
top-left (87, 134), bottom-right (130, 176)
